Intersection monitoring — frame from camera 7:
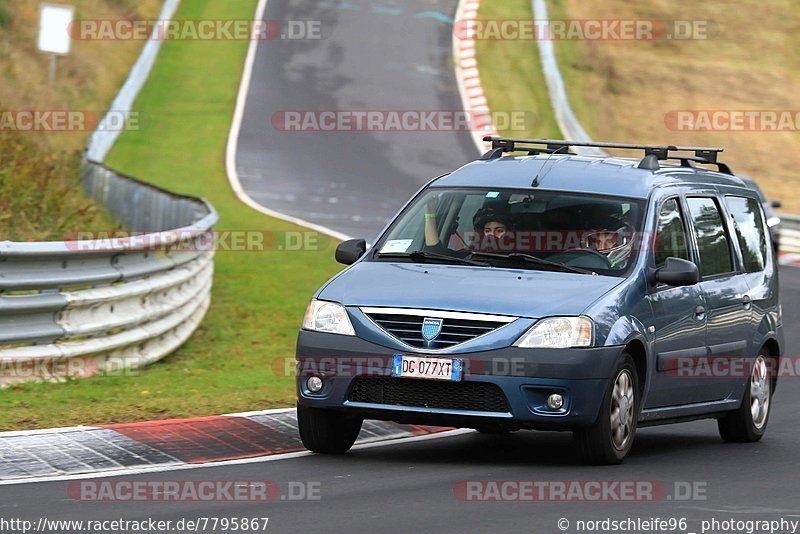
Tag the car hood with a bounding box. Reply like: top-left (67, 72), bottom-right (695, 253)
top-left (318, 261), bottom-right (625, 319)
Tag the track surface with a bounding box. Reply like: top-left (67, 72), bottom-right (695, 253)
top-left (7, 2), bottom-right (797, 532)
top-left (4, 268), bottom-right (798, 532)
top-left (234, 0), bottom-right (476, 240)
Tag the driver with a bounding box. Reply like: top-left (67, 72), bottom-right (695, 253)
top-left (582, 216), bottom-right (634, 268)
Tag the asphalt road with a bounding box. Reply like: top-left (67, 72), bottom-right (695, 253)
top-left (3, 266), bottom-right (798, 533)
top-left (9, 2), bottom-right (795, 533)
top-left (234, 0), bottom-right (476, 240)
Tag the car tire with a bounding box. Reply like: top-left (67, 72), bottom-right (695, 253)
top-left (718, 354), bottom-right (772, 442)
top-left (574, 353), bottom-right (639, 465)
top-left (297, 404), bottom-right (363, 454)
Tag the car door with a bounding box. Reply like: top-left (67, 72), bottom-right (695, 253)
top-left (725, 194), bottom-right (775, 372)
top-left (685, 195), bottom-right (752, 402)
top-left (644, 196), bottom-right (709, 409)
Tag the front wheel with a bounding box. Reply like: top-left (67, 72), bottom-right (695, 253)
top-left (718, 354), bottom-right (772, 442)
top-left (574, 353), bottom-right (639, 465)
top-left (297, 404), bottom-right (363, 454)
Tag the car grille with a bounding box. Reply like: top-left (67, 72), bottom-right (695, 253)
top-left (363, 311), bottom-right (510, 350)
top-left (347, 377), bottom-right (510, 413)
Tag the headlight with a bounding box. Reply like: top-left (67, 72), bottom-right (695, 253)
top-left (513, 316), bottom-right (594, 348)
top-left (767, 216), bottom-right (781, 228)
top-left (302, 299), bottom-right (355, 336)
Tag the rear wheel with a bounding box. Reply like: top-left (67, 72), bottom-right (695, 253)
top-left (574, 353), bottom-right (639, 465)
top-left (297, 404), bottom-right (363, 454)
top-left (718, 354), bottom-right (772, 442)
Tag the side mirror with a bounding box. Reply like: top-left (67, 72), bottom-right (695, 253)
top-left (772, 199), bottom-right (782, 209)
top-left (335, 238), bottom-right (367, 265)
top-left (650, 257), bottom-right (700, 287)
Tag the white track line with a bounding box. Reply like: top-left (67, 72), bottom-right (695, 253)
top-left (0, 429), bottom-right (472, 486)
top-left (0, 425), bottom-right (101, 438)
top-left (222, 407), bottom-right (296, 418)
top-left (224, 0), bottom-right (353, 243)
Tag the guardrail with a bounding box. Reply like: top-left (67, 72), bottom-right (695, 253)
top-left (779, 215), bottom-right (800, 255)
top-left (0, 160), bottom-right (217, 385)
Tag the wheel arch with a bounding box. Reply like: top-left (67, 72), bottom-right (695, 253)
top-left (624, 338), bottom-right (647, 397)
top-left (761, 337), bottom-right (781, 392)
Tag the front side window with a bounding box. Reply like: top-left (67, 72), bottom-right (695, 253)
top-left (686, 197), bottom-right (733, 278)
top-left (726, 196), bottom-right (767, 273)
top-left (374, 188), bottom-right (646, 276)
top-left (654, 198), bottom-right (689, 268)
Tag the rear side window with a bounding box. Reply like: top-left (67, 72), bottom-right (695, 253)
top-left (686, 197), bottom-right (733, 277)
top-left (726, 196), bottom-right (767, 272)
top-left (654, 198), bottom-right (689, 268)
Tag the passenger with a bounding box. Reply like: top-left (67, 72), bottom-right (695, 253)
top-left (424, 203), bottom-right (513, 253)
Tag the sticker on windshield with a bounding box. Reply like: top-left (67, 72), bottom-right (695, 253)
top-left (485, 191), bottom-right (500, 198)
top-left (380, 239), bottom-right (414, 254)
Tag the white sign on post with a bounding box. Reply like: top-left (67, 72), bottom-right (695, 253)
top-left (38, 3), bottom-right (74, 55)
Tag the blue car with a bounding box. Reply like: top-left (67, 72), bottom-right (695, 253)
top-left (296, 138), bottom-right (782, 464)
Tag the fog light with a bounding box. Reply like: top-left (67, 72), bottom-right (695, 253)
top-left (547, 393), bottom-right (564, 410)
top-left (306, 376), bottom-right (323, 393)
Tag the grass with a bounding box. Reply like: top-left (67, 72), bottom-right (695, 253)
top-left (545, 0), bottom-right (599, 138)
top-left (476, 1), bottom-right (800, 211)
top-left (557, 0), bottom-right (799, 211)
top-left (0, 2), bottom-right (9, 29)
top-left (0, 0), bottom-right (342, 430)
top-left (0, 131), bottom-right (119, 241)
top-left (474, 0), bottom-right (560, 138)
top-left (0, 0), bottom-right (162, 152)
top-left (0, 0), bottom-right (162, 241)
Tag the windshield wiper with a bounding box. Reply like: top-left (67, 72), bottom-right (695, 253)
top-left (470, 252), bottom-right (596, 275)
top-left (376, 251), bottom-right (490, 267)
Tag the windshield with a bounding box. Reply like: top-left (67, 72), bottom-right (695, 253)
top-left (374, 188), bottom-right (647, 276)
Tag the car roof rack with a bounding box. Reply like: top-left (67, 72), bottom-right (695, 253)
top-left (479, 136), bottom-right (733, 175)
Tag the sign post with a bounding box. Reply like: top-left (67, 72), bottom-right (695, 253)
top-left (37, 3), bottom-right (74, 84)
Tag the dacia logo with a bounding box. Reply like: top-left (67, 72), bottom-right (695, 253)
top-left (422, 317), bottom-right (444, 341)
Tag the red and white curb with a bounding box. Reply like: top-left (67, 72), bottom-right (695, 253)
top-left (453, 0), bottom-right (497, 153)
top-left (0, 408), bottom-right (456, 483)
top-left (779, 253), bottom-right (800, 267)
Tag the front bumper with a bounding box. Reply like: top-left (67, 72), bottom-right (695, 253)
top-left (296, 330), bottom-right (624, 430)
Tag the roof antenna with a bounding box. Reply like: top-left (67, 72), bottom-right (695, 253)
top-left (531, 144), bottom-right (570, 186)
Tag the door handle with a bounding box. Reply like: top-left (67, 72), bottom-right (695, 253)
top-left (742, 295), bottom-right (752, 309)
top-left (695, 305), bottom-right (706, 319)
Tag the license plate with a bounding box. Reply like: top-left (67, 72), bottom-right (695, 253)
top-left (392, 354), bottom-right (463, 381)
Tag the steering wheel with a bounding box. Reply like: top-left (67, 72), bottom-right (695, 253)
top-left (550, 248), bottom-right (612, 269)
